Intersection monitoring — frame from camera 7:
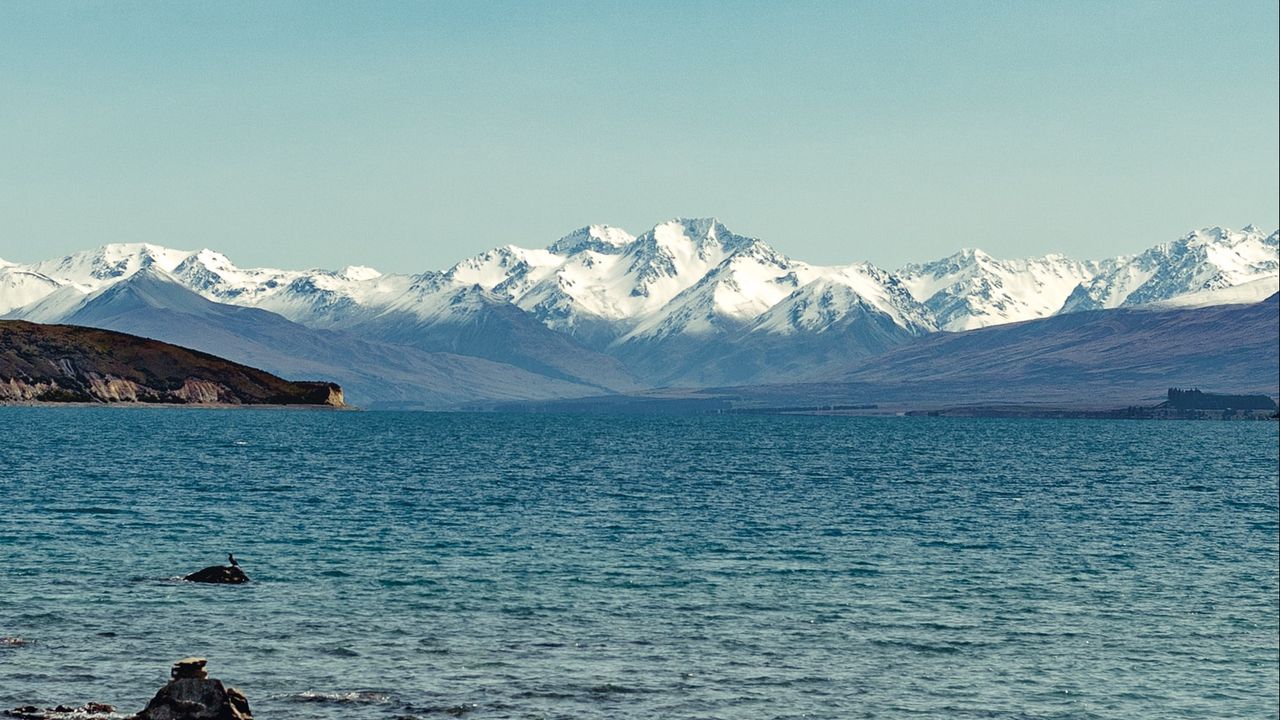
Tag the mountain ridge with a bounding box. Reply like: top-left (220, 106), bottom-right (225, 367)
top-left (7, 220), bottom-right (1273, 332)
top-left (4, 220), bottom-right (1276, 390)
top-left (39, 267), bottom-right (619, 408)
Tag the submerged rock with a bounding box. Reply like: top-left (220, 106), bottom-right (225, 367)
top-left (4, 703), bottom-right (115, 719)
top-left (133, 658), bottom-right (253, 720)
top-left (183, 566), bottom-right (249, 584)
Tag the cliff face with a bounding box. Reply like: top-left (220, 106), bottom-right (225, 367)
top-left (0, 320), bottom-right (344, 407)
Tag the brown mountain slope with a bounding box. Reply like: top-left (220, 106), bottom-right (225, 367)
top-left (0, 320), bottom-right (343, 406)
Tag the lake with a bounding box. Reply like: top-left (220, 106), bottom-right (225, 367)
top-left (1, 408), bottom-right (1276, 719)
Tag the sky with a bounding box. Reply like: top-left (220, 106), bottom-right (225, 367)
top-left (1, 1), bottom-right (1277, 272)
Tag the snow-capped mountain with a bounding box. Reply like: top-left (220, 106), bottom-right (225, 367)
top-left (2, 220), bottom-right (1276, 389)
top-left (0, 261), bottom-right (62, 315)
top-left (444, 219), bottom-right (938, 385)
top-left (28, 243), bottom-right (193, 292)
top-left (898, 249), bottom-right (1105, 331)
top-left (345, 278), bottom-right (644, 392)
top-left (1059, 226), bottom-right (1279, 313)
top-left (443, 218), bottom-right (933, 357)
top-left (423, 219), bottom-right (909, 385)
top-left (619, 269), bottom-right (939, 387)
top-left (16, 242), bottom-right (411, 327)
top-left (42, 266), bottom-right (607, 407)
top-left (752, 265), bottom-right (935, 337)
top-left (448, 219), bottom-right (781, 345)
top-left (165, 249), bottom-right (414, 329)
top-left (617, 235), bottom-right (802, 343)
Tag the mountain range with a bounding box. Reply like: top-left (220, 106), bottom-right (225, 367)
top-left (488, 295), bottom-right (1280, 414)
top-left (2, 219), bottom-right (1276, 407)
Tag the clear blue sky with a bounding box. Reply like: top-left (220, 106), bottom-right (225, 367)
top-left (1, 1), bottom-right (1276, 271)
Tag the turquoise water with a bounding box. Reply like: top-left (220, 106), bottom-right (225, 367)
top-left (0, 408), bottom-right (1276, 719)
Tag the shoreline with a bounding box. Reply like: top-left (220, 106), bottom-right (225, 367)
top-left (729, 402), bottom-right (1279, 420)
top-left (0, 400), bottom-right (356, 411)
top-left (4, 400), bottom-right (1275, 420)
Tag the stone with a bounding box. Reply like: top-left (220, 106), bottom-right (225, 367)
top-left (223, 688), bottom-right (251, 719)
top-left (171, 657), bottom-right (208, 680)
top-left (133, 659), bottom-right (253, 720)
top-left (183, 566), bottom-right (249, 584)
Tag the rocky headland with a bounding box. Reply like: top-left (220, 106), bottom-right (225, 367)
top-left (0, 320), bottom-right (343, 407)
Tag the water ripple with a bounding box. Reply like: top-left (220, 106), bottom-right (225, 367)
top-left (0, 409), bottom-right (1275, 719)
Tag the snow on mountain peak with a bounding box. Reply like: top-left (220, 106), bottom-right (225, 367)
top-left (749, 264), bottom-right (934, 337)
top-left (547, 225), bottom-right (635, 255)
top-left (615, 237), bottom-right (931, 344)
top-left (1059, 225), bottom-right (1279, 313)
top-left (0, 265), bottom-right (62, 315)
top-left (609, 219), bottom-right (769, 319)
top-left (28, 243), bottom-right (191, 292)
top-left (3, 222), bottom-right (1275, 356)
top-left (188, 248), bottom-right (237, 271)
top-left (647, 218), bottom-right (753, 253)
top-left (899, 247), bottom-right (1100, 331)
top-left (339, 265), bottom-right (382, 281)
top-left (446, 244), bottom-right (563, 295)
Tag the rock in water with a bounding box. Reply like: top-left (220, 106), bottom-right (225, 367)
top-left (134, 658), bottom-right (253, 720)
top-left (171, 657), bottom-right (208, 680)
top-left (222, 689), bottom-right (250, 717)
top-left (183, 565), bottom-right (249, 584)
top-left (3, 703), bottom-right (115, 719)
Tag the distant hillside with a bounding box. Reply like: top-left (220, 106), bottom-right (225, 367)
top-left (494, 295), bottom-right (1280, 413)
top-left (833, 293), bottom-right (1280, 400)
top-left (0, 320), bottom-right (344, 406)
top-left (25, 268), bottom-right (612, 408)
top-left (721, 294), bottom-right (1280, 409)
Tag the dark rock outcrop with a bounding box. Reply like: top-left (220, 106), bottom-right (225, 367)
top-left (183, 566), bottom-right (249, 584)
top-left (133, 658), bottom-right (253, 720)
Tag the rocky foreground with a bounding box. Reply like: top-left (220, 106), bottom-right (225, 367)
top-left (0, 320), bottom-right (343, 406)
top-left (6, 658), bottom-right (252, 720)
